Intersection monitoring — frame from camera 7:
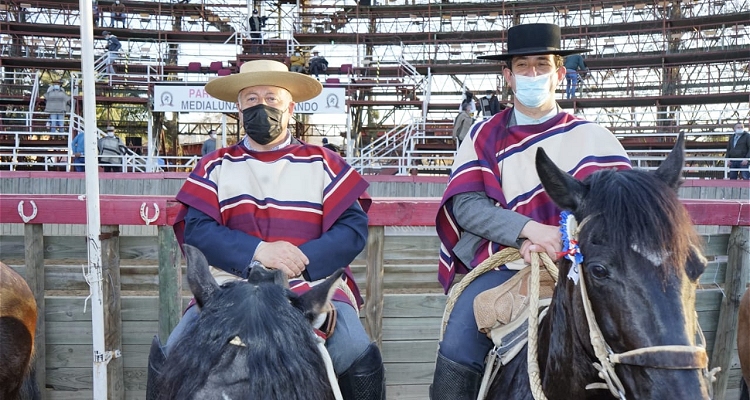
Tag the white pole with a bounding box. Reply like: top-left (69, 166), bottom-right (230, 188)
top-left (221, 114), bottom-right (228, 147)
top-left (79, 0), bottom-right (109, 398)
top-left (346, 108), bottom-right (352, 159)
top-left (147, 111), bottom-right (154, 172)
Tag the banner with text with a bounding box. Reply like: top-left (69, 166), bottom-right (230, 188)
top-left (153, 85), bottom-right (346, 114)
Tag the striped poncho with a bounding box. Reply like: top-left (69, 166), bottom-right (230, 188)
top-left (435, 109), bottom-right (632, 293)
top-left (173, 141), bottom-right (370, 306)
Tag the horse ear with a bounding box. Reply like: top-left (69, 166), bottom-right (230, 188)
top-left (535, 148), bottom-right (587, 212)
top-left (294, 269), bottom-right (345, 324)
top-left (183, 244), bottom-right (219, 307)
top-left (654, 132), bottom-right (685, 191)
top-left (246, 261), bottom-right (289, 288)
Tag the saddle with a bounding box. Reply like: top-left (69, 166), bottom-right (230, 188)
top-left (473, 265), bottom-right (556, 365)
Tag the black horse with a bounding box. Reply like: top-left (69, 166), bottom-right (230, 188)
top-left (739, 290), bottom-right (749, 400)
top-left (156, 245), bottom-right (341, 400)
top-left (0, 261), bottom-right (41, 400)
top-left (487, 133), bottom-right (713, 399)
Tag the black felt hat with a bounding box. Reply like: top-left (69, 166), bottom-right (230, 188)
top-left (478, 23), bottom-right (590, 61)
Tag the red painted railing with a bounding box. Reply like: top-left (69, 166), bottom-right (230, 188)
top-left (0, 194), bottom-right (748, 226)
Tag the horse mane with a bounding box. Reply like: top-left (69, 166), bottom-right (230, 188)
top-left (580, 168), bottom-right (702, 279)
top-left (160, 280), bottom-right (331, 399)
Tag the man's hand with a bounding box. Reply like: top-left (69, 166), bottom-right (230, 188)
top-left (519, 220), bottom-right (562, 264)
top-left (253, 241), bottom-right (309, 278)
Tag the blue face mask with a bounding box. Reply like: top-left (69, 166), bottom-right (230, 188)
top-left (513, 72), bottom-right (553, 108)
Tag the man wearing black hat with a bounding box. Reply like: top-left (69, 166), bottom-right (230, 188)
top-left (431, 23), bottom-right (632, 399)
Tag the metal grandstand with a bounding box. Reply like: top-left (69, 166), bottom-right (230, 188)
top-left (0, 0), bottom-right (748, 176)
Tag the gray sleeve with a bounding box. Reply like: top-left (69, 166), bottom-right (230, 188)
top-left (452, 191), bottom-right (531, 248)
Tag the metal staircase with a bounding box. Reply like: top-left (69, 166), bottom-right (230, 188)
top-left (349, 117), bottom-right (458, 175)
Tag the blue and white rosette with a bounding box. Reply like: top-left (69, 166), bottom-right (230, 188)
top-left (559, 211), bottom-right (584, 284)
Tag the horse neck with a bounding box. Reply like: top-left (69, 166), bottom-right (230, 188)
top-left (537, 283), bottom-right (602, 399)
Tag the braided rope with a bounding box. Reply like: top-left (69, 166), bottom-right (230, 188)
top-left (439, 248), bottom-right (559, 400)
top-left (527, 252), bottom-right (557, 400)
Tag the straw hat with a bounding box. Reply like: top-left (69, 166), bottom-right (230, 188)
top-left (478, 23), bottom-right (590, 61)
top-left (204, 60), bottom-right (322, 103)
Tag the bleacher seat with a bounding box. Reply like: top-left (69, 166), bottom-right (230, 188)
top-left (325, 77), bottom-right (341, 87)
top-left (340, 64), bottom-right (353, 75)
top-left (209, 61), bottom-right (223, 73)
top-left (187, 62), bottom-right (202, 73)
top-left (217, 69), bottom-right (232, 76)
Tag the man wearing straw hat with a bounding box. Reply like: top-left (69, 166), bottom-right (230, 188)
top-left (146, 60), bottom-right (385, 400)
top-left (432, 23), bottom-right (631, 399)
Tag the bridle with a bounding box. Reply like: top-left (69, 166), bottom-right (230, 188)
top-left (526, 213), bottom-right (719, 400)
top-left (576, 262), bottom-right (719, 399)
top-left (574, 216), bottom-right (717, 399)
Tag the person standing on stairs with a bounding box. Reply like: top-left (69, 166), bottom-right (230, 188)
top-left (102, 31), bottom-right (122, 77)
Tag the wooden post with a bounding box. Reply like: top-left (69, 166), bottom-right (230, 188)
top-left (365, 225), bottom-right (385, 347)
top-left (710, 226), bottom-right (750, 398)
top-left (100, 225), bottom-right (123, 400)
top-left (24, 224), bottom-right (45, 400)
top-left (158, 226), bottom-right (182, 342)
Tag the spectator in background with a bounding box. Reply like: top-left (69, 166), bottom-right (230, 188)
top-left (290, 50), bottom-right (307, 73)
top-left (93, 1), bottom-right (100, 27)
top-left (479, 90), bottom-right (502, 117)
top-left (726, 122), bottom-right (750, 180)
top-left (564, 53), bottom-right (588, 99)
top-left (452, 102), bottom-right (474, 145)
top-left (309, 51), bottom-right (328, 78)
top-left (201, 129), bottom-right (217, 156)
top-left (111, 0), bottom-right (126, 28)
top-left (71, 129), bottom-right (86, 172)
top-left (321, 137), bottom-right (340, 153)
top-left (102, 31), bottom-right (122, 76)
top-left (460, 88), bottom-right (476, 115)
top-left (98, 126), bottom-right (127, 172)
top-left (248, 9), bottom-right (267, 53)
top-left (44, 81), bottom-right (70, 133)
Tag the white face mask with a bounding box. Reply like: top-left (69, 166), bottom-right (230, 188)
top-left (513, 72), bottom-right (554, 108)
top-left (736, 128), bottom-right (744, 134)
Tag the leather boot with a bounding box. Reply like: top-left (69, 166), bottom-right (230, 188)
top-left (146, 335), bottom-right (166, 400)
top-left (338, 342), bottom-right (386, 400)
top-left (429, 351), bottom-right (482, 400)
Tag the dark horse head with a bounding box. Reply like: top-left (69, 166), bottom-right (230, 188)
top-left (158, 245), bottom-right (341, 400)
top-left (489, 133), bottom-right (712, 399)
top-left (0, 261), bottom-right (41, 400)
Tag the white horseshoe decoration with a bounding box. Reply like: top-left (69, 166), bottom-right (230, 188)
top-left (17, 200), bottom-right (38, 223)
top-left (140, 202), bottom-right (160, 225)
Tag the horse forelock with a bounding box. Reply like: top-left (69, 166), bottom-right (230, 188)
top-left (161, 279), bottom-right (331, 399)
top-left (580, 169), bottom-right (702, 280)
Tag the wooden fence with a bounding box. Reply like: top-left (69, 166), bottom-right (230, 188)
top-left (0, 195), bottom-right (748, 400)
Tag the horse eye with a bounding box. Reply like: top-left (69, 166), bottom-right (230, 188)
top-left (587, 263), bottom-right (609, 279)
